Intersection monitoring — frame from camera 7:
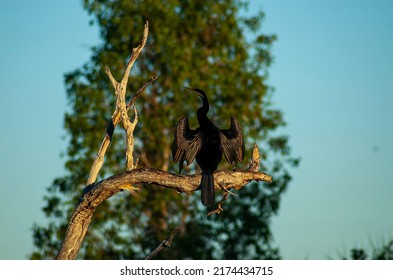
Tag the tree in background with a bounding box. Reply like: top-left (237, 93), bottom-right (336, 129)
top-left (31, 0), bottom-right (298, 259)
top-left (345, 239), bottom-right (393, 260)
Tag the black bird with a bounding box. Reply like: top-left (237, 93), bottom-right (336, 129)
top-left (172, 88), bottom-right (245, 207)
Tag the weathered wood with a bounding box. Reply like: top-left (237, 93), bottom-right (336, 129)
top-left (56, 165), bottom-right (272, 260)
top-left (87, 21), bottom-right (152, 185)
top-left (86, 74), bottom-right (157, 186)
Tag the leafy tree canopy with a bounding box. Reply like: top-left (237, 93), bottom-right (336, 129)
top-left (31, 0), bottom-right (298, 259)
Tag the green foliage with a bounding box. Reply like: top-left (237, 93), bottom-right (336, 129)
top-left (345, 239), bottom-right (393, 260)
top-left (31, 0), bottom-right (298, 259)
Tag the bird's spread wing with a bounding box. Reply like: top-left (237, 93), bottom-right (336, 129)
top-left (172, 117), bottom-right (202, 173)
top-left (219, 117), bottom-right (245, 165)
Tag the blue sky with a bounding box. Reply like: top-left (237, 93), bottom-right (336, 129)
top-left (0, 0), bottom-right (392, 259)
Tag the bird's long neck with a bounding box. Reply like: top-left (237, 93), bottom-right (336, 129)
top-left (197, 97), bottom-right (211, 128)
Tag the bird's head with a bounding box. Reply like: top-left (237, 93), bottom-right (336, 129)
top-left (184, 87), bottom-right (207, 100)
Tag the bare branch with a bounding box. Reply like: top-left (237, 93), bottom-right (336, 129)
top-left (85, 74), bottom-right (156, 186)
top-left (121, 21), bottom-right (149, 86)
top-left (127, 74), bottom-right (158, 110)
top-left (208, 193), bottom-right (227, 216)
top-left (145, 224), bottom-right (183, 260)
top-left (85, 22), bottom-right (152, 185)
top-left (105, 66), bottom-right (118, 91)
top-left (56, 150), bottom-right (272, 260)
top-left (108, 21), bottom-right (148, 171)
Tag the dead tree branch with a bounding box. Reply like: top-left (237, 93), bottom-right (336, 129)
top-left (86, 74), bottom-right (156, 185)
top-left (145, 224), bottom-right (183, 260)
top-left (105, 21), bottom-right (149, 171)
top-left (56, 147), bottom-right (271, 260)
top-left (86, 21), bottom-right (152, 185)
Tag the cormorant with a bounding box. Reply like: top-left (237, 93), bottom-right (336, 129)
top-left (172, 88), bottom-right (245, 207)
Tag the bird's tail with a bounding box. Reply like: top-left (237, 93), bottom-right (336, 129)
top-left (200, 172), bottom-right (215, 207)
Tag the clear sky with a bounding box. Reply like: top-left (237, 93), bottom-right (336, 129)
top-left (0, 0), bottom-right (392, 260)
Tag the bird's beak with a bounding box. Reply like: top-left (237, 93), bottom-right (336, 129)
top-left (184, 87), bottom-right (203, 98)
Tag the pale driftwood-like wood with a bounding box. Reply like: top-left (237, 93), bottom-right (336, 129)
top-left (55, 146), bottom-right (272, 260)
top-left (106, 21), bottom-right (149, 171)
top-left (86, 74), bottom-right (157, 186)
top-left (248, 144), bottom-right (261, 172)
top-left (56, 21), bottom-right (152, 260)
top-left (86, 21), bottom-right (152, 186)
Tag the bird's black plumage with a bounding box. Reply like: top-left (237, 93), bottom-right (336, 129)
top-left (172, 88), bottom-right (245, 207)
